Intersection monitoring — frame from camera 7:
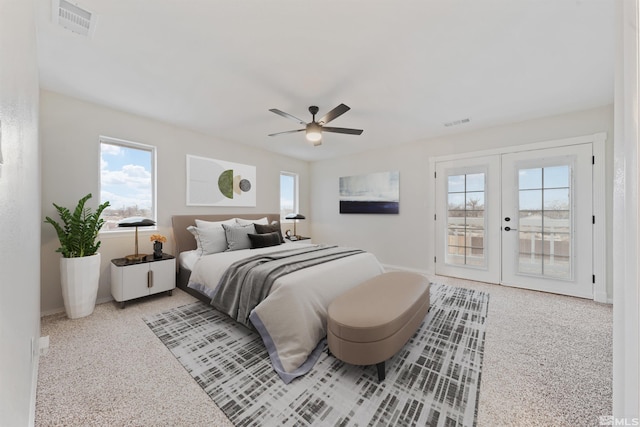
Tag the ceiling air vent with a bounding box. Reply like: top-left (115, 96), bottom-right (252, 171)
top-left (52, 0), bottom-right (97, 37)
top-left (444, 118), bottom-right (471, 128)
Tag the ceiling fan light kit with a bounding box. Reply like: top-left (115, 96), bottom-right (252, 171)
top-left (269, 103), bottom-right (363, 146)
top-left (305, 122), bottom-right (322, 145)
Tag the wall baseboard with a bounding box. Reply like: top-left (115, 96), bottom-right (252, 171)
top-left (594, 291), bottom-right (612, 305)
top-left (28, 350), bottom-right (38, 426)
top-left (382, 265), bottom-right (613, 305)
top-left (40, 295), bottom-right (114, 318)
top-left (382, 264), bottom-right (432, 276)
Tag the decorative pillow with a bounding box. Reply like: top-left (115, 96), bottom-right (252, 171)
top-left (254, 221), bottom-right (285, 243)
top-left (248, 232), bottom-right (282, 249)
top-left (195, 218), bottom-right (236, 229)
top-left (236, 217), bottom-right (269, 226)
top-left (187, 225), bottom-right (228, 256)
top-left (222, 223), bottom-right (256, 251)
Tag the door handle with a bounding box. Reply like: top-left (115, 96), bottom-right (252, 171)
top-left (504, 226), bottom-right (517, 232)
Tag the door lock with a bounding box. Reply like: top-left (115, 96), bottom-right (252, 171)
top-left (504, 217), bottom-right (516, 231)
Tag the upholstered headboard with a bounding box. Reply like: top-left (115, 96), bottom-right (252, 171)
top-left (171, 213), bottom-right (281, 256)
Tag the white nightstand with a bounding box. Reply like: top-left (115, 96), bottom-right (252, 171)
top-left (286, 236), bottom-right (312, 244)
top-left (111, 254), bottom-right (176, 308)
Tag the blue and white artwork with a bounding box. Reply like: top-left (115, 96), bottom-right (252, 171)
top-left (339, 171), bottom-right (399, 214)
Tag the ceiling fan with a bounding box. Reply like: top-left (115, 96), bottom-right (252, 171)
top-left (268, 103), bottom-right (363, 146)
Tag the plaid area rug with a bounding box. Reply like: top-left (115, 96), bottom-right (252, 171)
top-left (144, 283), bottom-right (489, 427)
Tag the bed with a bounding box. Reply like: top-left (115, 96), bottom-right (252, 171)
top-left (171, 214), bottom-right (384, 383)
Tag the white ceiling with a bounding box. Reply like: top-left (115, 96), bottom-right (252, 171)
top-left (36, 1), bottom-right (615, 162)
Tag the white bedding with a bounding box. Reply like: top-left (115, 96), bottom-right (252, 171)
top-left (179, 249), bottom-right (200, 270)
top-left (186, 243), bottom-right (384, 383)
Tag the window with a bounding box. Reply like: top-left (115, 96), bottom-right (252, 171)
top-left (280, 171), bottom-right (298, 220)
top-left (446, 172), bottom-right (486, 267)
top-left (100, 137), bottom-right (156, 231)
top-left (517, 165), bottom-right (571, 278)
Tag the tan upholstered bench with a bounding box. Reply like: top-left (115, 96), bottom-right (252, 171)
top-left (327, 271), bottom-right (430, 381)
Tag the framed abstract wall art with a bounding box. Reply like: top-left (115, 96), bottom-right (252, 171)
top-left (186, 155), bottom-right (256, 206)
top-left (339, 171), bottom-right (399, 214)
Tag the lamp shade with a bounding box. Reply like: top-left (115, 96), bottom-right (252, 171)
top-left (285, 213), bottom-right (305, 220)
top-left (117, 217), bottom-right (156, 227)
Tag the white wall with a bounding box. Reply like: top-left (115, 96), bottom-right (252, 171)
top-left (612, 0), bottom-right (640, 419)
top-left (40, 90), bottom-right (310, 315)
top-left (0, 0), bottom-right (41, 424)
top-left (310, 105), bottom-right (614, 299)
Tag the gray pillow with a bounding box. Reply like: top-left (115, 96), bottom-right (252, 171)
top-left (254, 221), bottom-right (285, 243)
top-left (187, 225), bottom-right (228, 255)
top-left (248, 232), bottom-right (282, 249)
top-left (222, 223), bottom-right (256, 251)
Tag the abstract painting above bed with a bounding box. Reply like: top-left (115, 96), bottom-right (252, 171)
top-left (186, 155), bottom-right (256, 207)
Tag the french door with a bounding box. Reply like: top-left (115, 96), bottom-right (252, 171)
top-left (501, 144), bottom-right (592, 298)
top-left (434, 156), bottom-right (501, 283)
top-left (435, 143), bottom-right (594, 298)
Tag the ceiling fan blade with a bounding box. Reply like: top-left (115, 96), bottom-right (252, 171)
top-left (269, 109), bottom-right (307, 125)
top-left (268, 129), bottom-right (305, 137)
top-left (318, 103), bottom-right (350, 125)
top-left (321, 126), bottom-right (363, 135)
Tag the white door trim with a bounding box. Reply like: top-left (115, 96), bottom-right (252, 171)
top-left (434, 156), bottom-right (501, 283)
top-left (429, 132), bottom-right (607, 302)
top-left (592, 133), bottom-right (607, 303)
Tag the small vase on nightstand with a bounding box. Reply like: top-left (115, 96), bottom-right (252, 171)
top-left (153, 241), bottom-right (163, 259)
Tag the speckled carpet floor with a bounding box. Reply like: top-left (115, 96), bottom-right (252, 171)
top-left (35, 276), bottom-right (612, 427)
top-left (144, 283), bottom-right (489, 427)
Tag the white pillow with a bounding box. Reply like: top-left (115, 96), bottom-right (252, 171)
top-left (187, 225), bottom-right (228, 256)
top-left (195, 218), bottom-right (236, 228)
top-left (235, 217), bottom-right (269, 226)
top-left (222, 223), bottom-right (256, 251)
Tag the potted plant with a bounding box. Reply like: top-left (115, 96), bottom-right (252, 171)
top-left (44, 193), bottom-right (110, 319)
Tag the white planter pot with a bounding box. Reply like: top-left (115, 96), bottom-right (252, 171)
top-left (60, 253), bottom-right (101, 319)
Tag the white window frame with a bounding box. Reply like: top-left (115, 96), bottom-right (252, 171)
top-left (99, 136), bottom-right (157, 233)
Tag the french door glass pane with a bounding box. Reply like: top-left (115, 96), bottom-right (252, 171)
top-left (519, 190), bottom-right (542, 210)
top-left (518, 252), bottom-right (543, 275)
top-left (465, 191), bottom-right (485, 209)
top-left (448, 193), bottom-right (465, 208)
top-left (466, 173), bottom-right (485, 192)
top-left (445, 173), bottom-right (486, 267)
top-left (543, 189), bottom-right (569, 209)
top-left (518, 168), bottom-right (542, 190)
top-left (543, 166), bottom-right (570, 188)
top-left (517, 165), bottom-right (571, 279)
top-left (447, 175), bottom-right (465, 192)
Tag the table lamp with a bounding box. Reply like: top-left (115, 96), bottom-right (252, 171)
top-left (118, 217), bottom-right (156, 261)
top-left (285, 213), bottom-right (305, 238)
